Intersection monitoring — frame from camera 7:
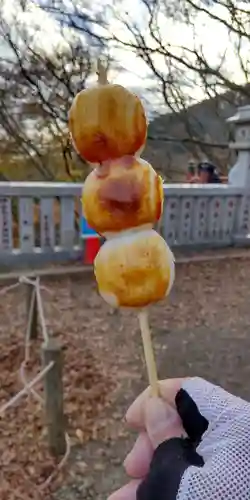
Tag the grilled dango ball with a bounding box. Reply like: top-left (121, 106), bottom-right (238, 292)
top-left (94, 229), bottom-right (175, 308)
top-left (68, 85), bottom-right (147, 164)
top-left (82, 156), bottom-right (163, 237)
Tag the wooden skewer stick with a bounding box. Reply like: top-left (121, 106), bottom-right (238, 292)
top-left (97, 57), bottom-right (109, 85)
top-left (138, 309), bottom-right (159, 397)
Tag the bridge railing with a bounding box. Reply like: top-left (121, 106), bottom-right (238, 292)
top-left (161, 184), bottom-right (247, 248)
top-left (0, 181), bottom-right (249, 270)
top-left (0, 182), bottom-right (83, 269)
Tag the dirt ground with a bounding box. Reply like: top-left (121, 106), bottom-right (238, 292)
top-left (1, 256), bottom-right (250, 499)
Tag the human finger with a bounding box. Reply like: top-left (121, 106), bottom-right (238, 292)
top-left (126, 378), bottom-right (186, 430)
top-left (145, 397), bottom-right (185, 449)
top-left (124, 432), bottom-right (153, 478)
top-left (108, 480), bottom-right (141, 500)
top-left (124, 401), bottom-right (185, 479)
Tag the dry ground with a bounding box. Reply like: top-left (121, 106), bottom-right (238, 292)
top-left (1, 256), bottom-right (250, 499)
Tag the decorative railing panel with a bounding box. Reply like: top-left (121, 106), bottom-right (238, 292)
top-left (162, 185), bottom-right (243, 247)
top-left (0, 183), bottom-right (82, 269)
top-left (237, 194), bottom-right (250, 236)
top-left (0, 182), bottom-right (248, 269)
top-left (0, 197), bottom-right (13, 251)
top-left (19, 197), bottom-right (35, 252)
top-left (40, 197), bottom-right (56, 250)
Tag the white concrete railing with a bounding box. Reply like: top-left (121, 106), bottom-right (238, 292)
top-left (0, 181), bottom-right (249, 270)
top-left (0, 182), bottom-right (83, 269)
top-left (161, 184), bottom-right (246, 247)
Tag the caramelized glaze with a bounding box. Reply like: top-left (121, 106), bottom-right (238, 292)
top-left (68, 85), bottom-right (147, 164)
top-left (82, 157), bottom-right (163, 235)
top-left (94, 230), bottom-right (174, 308)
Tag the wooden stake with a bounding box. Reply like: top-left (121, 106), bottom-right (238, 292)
top-left (138, 309), bottom-right (159, 397)
top-left (42, 338), bottom-right (66, 457)
top-left (25, 282), bottom-right (38, 340)
top-left (97, 57), bottom-right (108, 85)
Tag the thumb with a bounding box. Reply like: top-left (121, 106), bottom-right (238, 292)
top-left (145, 397), bottom-right (185, 449)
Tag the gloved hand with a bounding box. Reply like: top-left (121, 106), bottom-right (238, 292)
top-left (109, 377), bottom-right (250, 500)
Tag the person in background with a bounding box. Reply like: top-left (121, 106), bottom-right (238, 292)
top-left (197, 162), bottom-right (202, 180)
top-left (186, 164), bottom-right (195, 182)
top-left (186, 161), bottom-right (199, 183)
top-left (198, 162), bottom-right (222, 184)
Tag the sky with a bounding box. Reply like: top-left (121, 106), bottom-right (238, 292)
top-left (108, 0), bottom-right (249, 90)
top-left (1, 0), bottom-right (249, 115)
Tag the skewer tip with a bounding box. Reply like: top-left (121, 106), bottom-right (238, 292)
top-left (97, 56), bottom-right (109, 85)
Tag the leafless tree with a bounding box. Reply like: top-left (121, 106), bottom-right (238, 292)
top-left (35, 0), bottom-right (250, 176)
top-left (0, 0), bottom-right (100, 181)
top-left (106, 0), bottom-right (250, 172)
top-left (2, 0), bottom-right (250, 180)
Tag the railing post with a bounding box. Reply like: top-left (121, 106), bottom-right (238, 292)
top-left (227, 105), bottom-right (250, 244)
top-left (0, 196), bottom-right (13, 252)
top-left (42, 338), bottom-right (66, 457)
